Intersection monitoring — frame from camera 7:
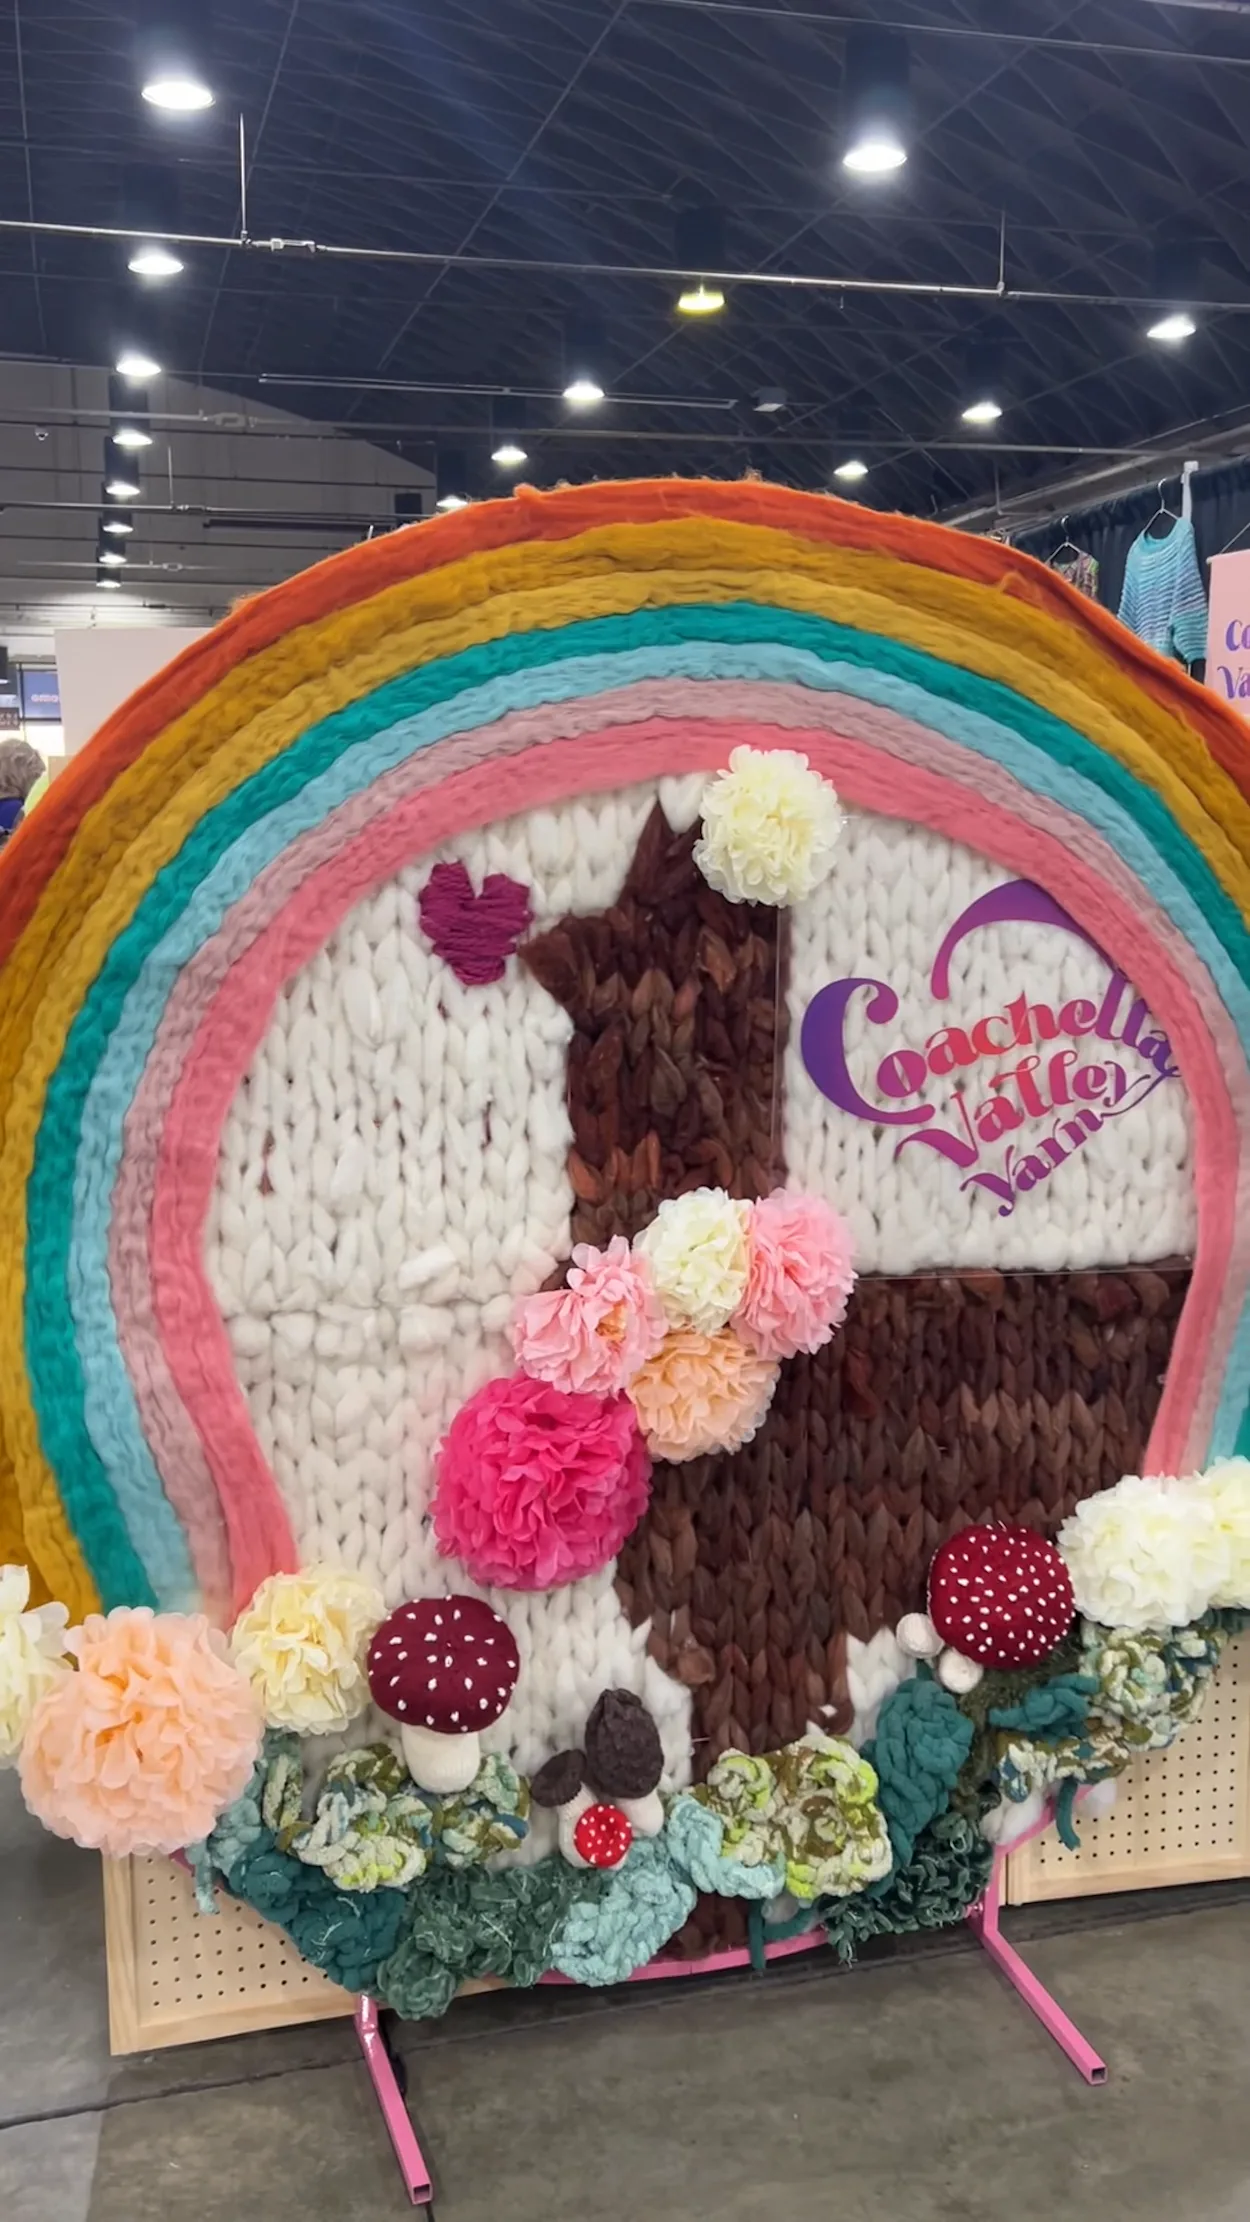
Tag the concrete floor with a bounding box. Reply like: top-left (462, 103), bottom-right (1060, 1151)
top-left (2, 1775), bottom-right (1248, 2222)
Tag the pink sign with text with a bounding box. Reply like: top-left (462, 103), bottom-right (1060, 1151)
top-left (1206, 550), bottom-right (1250, 714)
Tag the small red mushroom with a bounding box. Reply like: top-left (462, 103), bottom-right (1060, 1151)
top-left (573, 1802), bottom-right (634, 1870)
top-left (929, 1524), bottom-right (1074, 1675)
top-left (366, 1594), bottom-right (520, 1793)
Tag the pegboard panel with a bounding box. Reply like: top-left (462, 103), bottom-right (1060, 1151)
top-left (1005, 1638), bottom-right (1250, 1904)
top-left (102, 1850), bottom-right (353, 2054)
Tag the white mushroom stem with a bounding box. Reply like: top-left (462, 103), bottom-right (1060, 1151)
top-left (556, 1785), bottom-right (598, 1867)
top-left (936, 1648), bottom-right (984, 1695)
top-left (895, 1611), bottom-right (944, 1660)
top-left (616, 1789), bottom-right (665, 1839)
top-left (400, 1722), bottom-right (481, 1795)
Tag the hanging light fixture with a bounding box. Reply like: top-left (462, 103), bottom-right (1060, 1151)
top-left (109, 374), bottom-right (153, 454)
top-left (103, 438), bottom-right (142, 500)
top-left (1146, 236), bottom-right (1199, 345)
top-left (833, 458), bottom-right (869, 483)
top-left (960, 337), bottom-right (1005, 425)
top-left (674, 206), bottom-right (727, 316)
top-left (490, 398), bottom-right (528, 469)
top-left (435, 450), bottom-right (470, 512)
top-left (754, 387), bottom-right (787, 414)
top-left (121, 163), bottom-right (185, 280)
top-left (842, 28), bottom-right (911, 175)
top-left (137, 1), bottom-right (216, 110)
top-left (562, 314), bottom-right (606, 406)
top-left (116, 349), bottom-right (162, 379)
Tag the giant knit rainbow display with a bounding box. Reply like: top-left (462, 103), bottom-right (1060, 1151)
top-left (2, 476), bottom-right (1250, 1650)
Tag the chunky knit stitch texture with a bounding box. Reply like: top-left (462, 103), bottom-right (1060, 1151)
top-left (0, 480), bottom-right (1245, 1708)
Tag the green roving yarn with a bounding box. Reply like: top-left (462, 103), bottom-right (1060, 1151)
top-left (987, 1675), bottom-right (1097, 1739)
top-left (377, 1857), bottom-right (601, 2022)
top-left (665, 1795), bottom-right (786, 1900)
top-left (863, 1676), bottom-right (974, 1869)
top-left (818, 1811), bottom-right (994, 1966)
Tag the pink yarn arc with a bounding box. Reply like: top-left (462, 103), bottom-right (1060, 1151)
top-left (113, 683), bottom-right (1244, 1618)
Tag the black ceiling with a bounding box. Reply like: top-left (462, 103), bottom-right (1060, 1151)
top-left (5, 0), bottom-right (1250, 519)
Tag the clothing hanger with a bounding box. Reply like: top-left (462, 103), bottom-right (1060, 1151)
top-left (1144, 478), bottom-right (1180, 540)
top-left (1048, 515), bottom-right (1084, 566)
top-left (1216, 514), bottom-right (1250, 556)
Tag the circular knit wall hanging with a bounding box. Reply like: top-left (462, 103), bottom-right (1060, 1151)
top-left (1, 482), bottom-right (1247, 1818)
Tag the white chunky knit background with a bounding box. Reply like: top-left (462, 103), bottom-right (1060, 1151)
top-left (206, 785), bottom-right (1194, 1772)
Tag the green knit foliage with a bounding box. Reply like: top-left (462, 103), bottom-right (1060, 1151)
top-left (818, 1811), bottom-right (994, 1966)
top-left (863, 1675), bottom-right (974, 1868)
top-left (377, 1858), bottom-right (603, 2021)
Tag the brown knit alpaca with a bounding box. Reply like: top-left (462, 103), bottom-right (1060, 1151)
top-left (521, 807), bottom-right (1189, 1793)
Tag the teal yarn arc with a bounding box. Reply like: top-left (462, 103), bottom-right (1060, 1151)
top-left (864, 1675), bottom-right (974, 1871)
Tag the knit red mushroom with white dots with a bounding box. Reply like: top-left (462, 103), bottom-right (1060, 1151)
top-left (366, 1594), bottom-right (520, 1793)
top-left (896, 1525), bottom-right (1074, 1693)
top-left (573, 1802), bottom-right (634, 1870)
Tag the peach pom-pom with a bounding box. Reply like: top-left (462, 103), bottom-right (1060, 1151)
top-left (511, 1237), bottom-right (667, 1396)
top-left (734, 1191), bottom-right (856, 1360)
top-left (433, 1375), bottom-right (652, 1590)
top-left (19, 1608), bottom-right (261, 1857)
top-left (628, 1329), bottom-right (780, 1463)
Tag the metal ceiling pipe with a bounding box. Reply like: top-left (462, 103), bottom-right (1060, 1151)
top-left (3, 214), bottom-right (1250, 313)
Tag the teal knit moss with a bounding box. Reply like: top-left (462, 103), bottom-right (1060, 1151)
top-left (987, 1675), bottom-right (1097, 1739)
top-left (819, 1811), bottom-right (993, 1966)
top-left (863, 1675), bottom-right (974, 1869)
top-left (377, 1857), bottom-right (601, 2021)
top-left (550, 1839), bottom-right (697, 1987)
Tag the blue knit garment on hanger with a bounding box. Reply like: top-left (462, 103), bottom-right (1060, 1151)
top-left (1117, 517), bottom-right (1208, 665)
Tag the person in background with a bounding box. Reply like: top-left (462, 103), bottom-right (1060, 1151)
top-left (0, 739), bottom-right (47, 847)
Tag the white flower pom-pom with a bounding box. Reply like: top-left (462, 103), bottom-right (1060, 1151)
top-left (1192, 1457), bottom-right (1250, 1609)
top-left (692, 745), bottom-right (844, 906)
top-left (1058, 1475), bottom-right (1226, 1633)
top-left (633, 1188), bottom-right (749, 1333)
top-left (0, 1564), bottom-right (70, 1765)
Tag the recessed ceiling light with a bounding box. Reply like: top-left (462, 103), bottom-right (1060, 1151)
top-left (676, 282), bottom-right (725, 317)
top-left (128, 243), bottom-right (184, 280)
top-left (435, 493), bottom-right (468, 513)
top-left (490, 440), bottom-right (528, 469)
top-left (116, 350), bottom-right (162, 379)
top-left (141, 73), bottom-right (214, 111)
top-left (843, 135), bottom-right (907, 175)
top-left (833, 458), bottom-right (869, 482)
top-left (563, 375), bottom-right (605, 407)
top-left (98, 546), bottom-right (128, 567)
top-left (101, 516), bottom-right (134, 536)
top-left (113, 425), bottom-right (153, 450)
top-left (961, 397), bottom-right (1003, 426)
top-left (1147, 310), bottom-right (1196, 345)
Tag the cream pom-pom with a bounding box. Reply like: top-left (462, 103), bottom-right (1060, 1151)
top-left (692, 744), bottom-right (844, 906)
top-left (633, 1187), bottom-right (750, 1333)
top-left (1058, 1475), bottom-right (1226, 1633)
top-left (0, 1565), bottom-right (70, 1765)
top-left (1192, 1457), bottom-right (1250, 1610)
top-left (231, 1566), bottom-right (385, 1733)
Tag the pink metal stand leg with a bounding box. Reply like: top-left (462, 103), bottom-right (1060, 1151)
top-left (355, 1996), bottom-right (435, 2206)
top-left (967, 1846), bottom-right (1107, 2085)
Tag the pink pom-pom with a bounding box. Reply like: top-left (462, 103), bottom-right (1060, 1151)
top-left (733, 1190), bottom-right (856, 1361)
top-left (433, 1375), bottom-right (651, 1590)
top-left (19, 1608), bottom-right (261, 1858)
top-left (510, 1237), bottom-right (667, 1396)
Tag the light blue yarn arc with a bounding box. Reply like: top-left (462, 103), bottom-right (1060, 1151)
top-left (63, 624), bottom-right (1250, 1603)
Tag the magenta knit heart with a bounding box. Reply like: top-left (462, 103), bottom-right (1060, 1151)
top-left (417, 861), bottom-right (533, 985)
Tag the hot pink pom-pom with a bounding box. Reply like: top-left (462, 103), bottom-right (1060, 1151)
top-left (433, 1375), bottom-right (651, 1590)
top-left (19, 1608), bottom-right (261, 1858)
top-left (510, 1237), bottom-right (667, 1396)
top-left (733, 1191), bottom-right (856, 1361)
